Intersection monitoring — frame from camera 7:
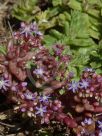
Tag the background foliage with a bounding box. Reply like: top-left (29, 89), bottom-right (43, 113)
top-left (12, 0), bottom-right (102, 78)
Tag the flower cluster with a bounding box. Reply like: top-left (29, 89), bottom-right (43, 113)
top-left (14, 22), bottom-right (42, 38)
top-left (0, 22), bottom-right (102, 135)
top-left (62, 68), bottom-right (102, 135)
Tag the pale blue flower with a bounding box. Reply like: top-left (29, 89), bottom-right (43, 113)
top-left (0, 78), bottom-right (10, 91)
top-left (33, 68), bottom-right (44, 76)
top-left (84, 118), bottom-right (93, 125)
top-left (39, 95), bottom-right (51, 102)
top-left (98, 121), bottom-right (102, 130)
top-left (30, 22), bottom-right (38, 31)
top-left (99, 131), bottom-right (102, 136)
top-left (79, 79), bottom-right (89, 89)
top-left (24, 91), bottom-right (35, 100)
top-left (82, 118), bottom-right (93, 126)
top-left (21, 82), bottom-right (27, 87)
top-left (20, 22), bottom-right (42, 37)
top-left (81, 128), bottom-right (95, 136)
top-left (84, 68), bottom-right (93, 72)
top-left (21, 107), bottom-right (26, 112)
top-left (35, 105), bottom-right (47, 116)
top-left (68, 81), bottom-right (79, 93)
top-left (20, 23), bottom-right (32, 37)
top-left (34, 31), bottom-right (43, 36)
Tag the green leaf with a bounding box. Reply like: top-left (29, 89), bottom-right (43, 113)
top-left (57, 13), bottom-right (67, 26)
top-left (25, 60), bottom-right (35, 69)
top-left (96, 69), bottom-right (102, 74)
top-left (0, 45), bottom-right (7, 55)
top-left (68, 0), bottom-right (82, 11)
top-left (63, 22), bottom-right (70, 35)
top-left (90, 62), bottom-right (101, 68)
top-left (89, 28), bottom-right (100, 39)
top-left (52, 0), bottom-right (62, 6)
top-left (69, 38), bottom-right (96, 47)
top-left (59, 89), bottom-right (65, 95)
top-left (43, 35), bottom-right (57, 46)
top-left (49, 29), bottom-right (63, 39)
top-left (87, 0), bottom-right (102, 5)
top-left (86, 8), bottom-right (100, 18)
top-left (90, 51), bottom-right (99, 57)
top-left (47, 7), bottom-right (61, 18)
top-left (63, 12), bottom-right (71, 21)
top-left (68, 11), bottom-right (89, 39)
top-left (12, 0), bottom-right (38, 22)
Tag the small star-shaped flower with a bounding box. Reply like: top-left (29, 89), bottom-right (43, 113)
top-left (68, 81), bottom-right (79, 93)
top-left (0, 78), bottom-right (10, 92)
top-left (20, 22), bottom-right (42, 37)
top-left (84, 68), bottom-right (93, 72)
top-left (35, 105), bottom-right (47, 117)
top-left (20, 23), bottom-right (32, 37)
top-left (99, 131), bottom-right (102, 136)
top-left (39, 95), bottom-right (51, 102)
top-left (81, 118), bottom-right (93, 126)
top-left (24, 91), bottom-right (35, 100)
top-left (98, 121), bottom-right (102, 130)
top-left (79, 79), bottom-right (89, 89)
top-left (33, 68), bottom-right (44, 76)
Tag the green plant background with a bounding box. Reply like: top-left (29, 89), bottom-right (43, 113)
top-left (11, 0), bottom-right (102, 79)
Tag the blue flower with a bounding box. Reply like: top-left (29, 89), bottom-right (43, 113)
top-left (21, 82), bottom-right (27, 87)
top-left (20, 23), bottom-right (33, 37)
top-left (21, 107), bottom-right (26, 112)
top-left (98, 121), bottom-right (102, 130)
top-left (0, 78), bottom-right (10, 91)
top-left (99, 130), bottom-right (102, 136)
top-left (84, 118), bottom-right (93, 125)
top-left (68, 81), bottom-right (79, 93)
top-left (34, 31), bottom-right (43, 36)
top-left (24, 91), bottom-right (35, 100)
top-left (33, 68), bottom-right (44, 76)
top-left (84, 68), bottom-right (93, 72)
top-left (39, 95), bottom-right (51, 102)
top-left (35, 105), bottom-right (47, 116)
top-left (30, 22), bottom-right (38, 31)
top-left (20, 22), bottom-right (42, 37)
top-left (81, 118), bottom-right (93, 126)
top-left (79, 79), bottom-right (89, 89)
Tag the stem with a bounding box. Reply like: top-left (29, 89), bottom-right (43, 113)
top-left (96, 113), bottom-right (102, 117)
top-left (0, 121), bottom-right (15, 128)
top-left (7, 21), bottom-right (14, 39)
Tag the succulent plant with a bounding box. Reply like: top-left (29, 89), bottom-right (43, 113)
top-left (0, 22), bottom-right (102, 135)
